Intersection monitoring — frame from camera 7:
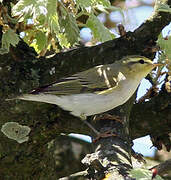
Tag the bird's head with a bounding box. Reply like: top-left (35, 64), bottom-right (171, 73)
top-left (120, 56), bottom-right (161, 78)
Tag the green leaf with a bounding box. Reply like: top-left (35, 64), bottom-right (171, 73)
top-left (93, 0), bottom-right (111, 7)
top-left (12, 0), bottom-right (43, 22)
top-left (76, 0), bottom-right (93, 11)
top-left (12, 0), bottom-right (58, 28)
top-left (86, 13), bottom-right (114, 42)
top-left (57, 4), bottom-right (79, 47)
top-left (75, 0), bottom-right (113, 13)
top-left (46, 1), bottom-right (80, 48)
top-left (157, 33), bottom-right (171, 60)
top-left (57, 33), bottom-right (70, 48)
top-left (93, 0), bottom-right (112, 13)
top-left (130, 168), bottom-right (163, 180)
top-left (61, 13), bottom-right (80, 45)
top-left (46, 0), bottom-right (60, 34)
top-left (0, 28), bottom-right (20, 54)
top-left (34, 31), bottom-right (47, 53)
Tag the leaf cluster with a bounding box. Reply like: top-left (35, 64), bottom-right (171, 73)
top-left (0, 0), bottom-right (122, 56)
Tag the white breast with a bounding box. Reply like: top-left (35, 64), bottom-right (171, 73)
top-left (52, 78), bottom-right (141, 117)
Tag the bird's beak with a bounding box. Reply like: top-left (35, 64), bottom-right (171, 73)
top-left (152, 63), bottom-right (163, 67)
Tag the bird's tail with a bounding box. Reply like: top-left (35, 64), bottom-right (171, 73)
top-left (6, 97), bottom-right (17, 101)
top-left (6, 93), bottom-right (59, 105)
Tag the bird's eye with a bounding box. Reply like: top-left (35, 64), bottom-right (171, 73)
top-left (139, 59), bottom-right (145, 64)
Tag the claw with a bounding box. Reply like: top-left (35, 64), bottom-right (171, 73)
top-left (93, 130), bottom-right (117, 143)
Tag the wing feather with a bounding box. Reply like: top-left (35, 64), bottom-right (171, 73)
top-left (31, 64), bottom-right (121, 95)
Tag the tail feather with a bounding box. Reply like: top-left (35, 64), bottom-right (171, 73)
top-left (6, 97), bottom-right (17, 101)
top-left (6, 93), bottom-right (79, 117)
top-left (16, 94), bottom-right (59, 105)
top-left (6, 93), bottom-right (60, 106)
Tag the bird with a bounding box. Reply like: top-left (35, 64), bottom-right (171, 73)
top-left (14, 56), bottom-right (160, 134)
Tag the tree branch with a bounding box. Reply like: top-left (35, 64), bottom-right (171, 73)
top-left (149, 159), bottom-right (171, 178)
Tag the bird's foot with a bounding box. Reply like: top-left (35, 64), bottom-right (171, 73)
top-left (80, 114), bottom-right (120, 142)
top-left (93, 130), bottom-right (117, 143)
top-left (94, 114), bottom-right (123, 124)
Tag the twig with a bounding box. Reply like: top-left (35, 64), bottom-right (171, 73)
top-left (117, 24), bottom-right (126, 36)
top-left (149, 159), bottom-right (171, 177)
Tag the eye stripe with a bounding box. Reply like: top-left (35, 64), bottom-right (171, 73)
top-left (127, 59), bottom-right (147, 65)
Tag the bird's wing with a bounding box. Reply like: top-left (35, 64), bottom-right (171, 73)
top-left (31, 64), bottom-right (122, 96)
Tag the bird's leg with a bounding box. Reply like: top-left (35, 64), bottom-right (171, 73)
top-left (80, 114), bottom-right (100, 135)
top-left (80, 114), bottom-right (118, 142)
top-left (92, 114), bottom-right (121, 142)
